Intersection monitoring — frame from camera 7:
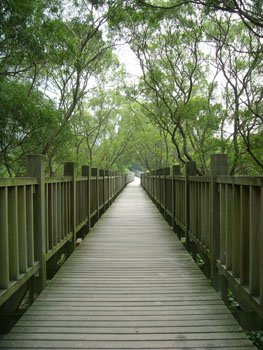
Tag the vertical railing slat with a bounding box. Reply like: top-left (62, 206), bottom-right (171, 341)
top-left (240, 185), bottom-right (249, 285)
top-left (57, 182), bottom-right (62, 243)
top-left (18, 186), bottom-right (28, 273)
top-left (26, 185), bottom-right (34, 267)
top-left (61, 182), bottom-right (65, 238)
top-left (64, 162), bottom-right (76, 247)
top-left (225, 184), bottom-right (233, 271)
top-left (232, 185), bottom-right (240, 278)
top-left (49, 184), bottom-right (54, 248)
top-left (0, 187), bottom-right (9, 289)
top-left (53, 183), bottom-right (58, 246)
top-left (249, 185), bottom-right (260, 296)
top-left (45, 184), bottom-right (49, 252)
top-left (8, 186), bottom-right (19, 281)
top-left (219, 183), bottom-right (226, 265)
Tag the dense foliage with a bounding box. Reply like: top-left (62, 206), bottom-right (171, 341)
top-left (0, 0), bottom-right (262, 175)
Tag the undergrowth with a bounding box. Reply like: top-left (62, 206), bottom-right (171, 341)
top-left (247, 331), bottom-right (263, 349)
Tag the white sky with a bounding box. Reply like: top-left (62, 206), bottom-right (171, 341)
top-left (115, 43), bottom-right (142, 81)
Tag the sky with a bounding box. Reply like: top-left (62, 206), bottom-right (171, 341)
top-left (115, 43), bottom-right (142, 81)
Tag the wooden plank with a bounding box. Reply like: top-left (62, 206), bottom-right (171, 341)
top-left (61, 182), bottom-right (65, 239)
top-left (225, 184), bottom-right (233, 271)
top-left (249, 186), bottom-right (260, 296)
top-left (64, 163), bottom-right (76, 246)
top-left (26, 185), bottom-right (35, 267)
top-left (0, 178), bottom-right (254, 349)
top-left (0, 187), bottom-right (9, 290)
top-left (232, 185), bottom-right (240, 278)
top-left (217, 176), bottom-right (263, 186)
top-left (53, 183), bottom-right (58, 245)
top-left (11, 325), bottom-right (243, 333)
top-left (240, 185), bottom-right (250, 286)
top-left (0, 339), bottom-right (254, 349)
top-left (4, 332), bottom-right (250, 341)
top-left (18, 186), bottom-right (28, 273)
top-left (57, 182), bottom-right (62, 243)
top-left (49, 184), bottom-right (54, 248)
top-left (65, 182), bottom-right (69, 236)
top-left (45, 184), bottom-right (49, 251)
top-left (8, 186), bottom-right (19, 281)
top-left (0, 177), bottom-right (38, 187)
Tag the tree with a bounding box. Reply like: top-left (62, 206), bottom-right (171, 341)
top-left (0, 0), bottom-right (61, 77)
top-left (40, 3), bottom-right (115, 154)
top-left (136, 0), bottom-right (263, 39)
top-left (109, 0), bottom-right (263, 174)
top-left (205, 15), bottom-right (263, 173)
top-left (0, 78), bottom-right (72, 176)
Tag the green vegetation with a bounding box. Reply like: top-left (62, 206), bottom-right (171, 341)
top-left (0, 0), bottom-right (262, 176)
top-left (247, 331), bottom-right (263, 349)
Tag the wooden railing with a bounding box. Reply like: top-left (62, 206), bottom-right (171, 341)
top-left (141, 154), bottom-right (263, 320)
top-left (0, 155), bottom-right (133, 309)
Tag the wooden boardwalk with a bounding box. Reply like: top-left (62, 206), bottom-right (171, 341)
top-left (0, 179), bottom-right (254, 349)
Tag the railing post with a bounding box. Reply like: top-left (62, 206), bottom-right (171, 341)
top-left (153, 170), bottom-right (156, 200)
top-left (100, 169), bottom-right (105, 213)
top-left (210, 154), bottom-right (228, 292)
top-left (104, 170), bottom-right (109, 209)
top-left (107, 170), bottom-right (110, 207)
top-left (82, 166), bottom-right (90, 231)
top-left (163, 167), bottom-right (171, 220)
top-left (91, 168), bottom-right (99, 221)
top-left (0, 187), bottom-right (9, 290)
top-left (172, 165), bottom-right (181, 231)
top-left (109, 171), bottom-right (112, 205)
top-left (158, 169), bottom-right (161, 209)
top-left (64, 162), bottom-right (76, 248)
top-left (185, 161), bottom-right (197, 249)
top-left (113, 172), bottom-right (116, 198)
top-left (27, 155), bottom-right (46, 291)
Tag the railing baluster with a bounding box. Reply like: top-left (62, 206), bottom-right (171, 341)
top-left (185, 161), bottom-right (196, 249)
top-left (232, 185), bottom-right (241, 278)
top-left (64, 162), bottom-right (76, 248)
top-left (26, 185), bottom-right (34, 267)
top-left (8, 186), bottom-right (19, 281)
top-left (0, 187), bottom-right (9, 289)
top-left (219, 183), bottom-right (226, 265)
top-left (225, 184), bottom-right (233, 271)
top-left (18, 186), bottom-right (27, 273)
top-left (57, 182), bottom-right (62, 243)
top-left (240, 185), bottom-right (249, 285)
top-left (61, 182), bottom-right (65, 238)
top-left (249, 185), bottom-right (260, 296)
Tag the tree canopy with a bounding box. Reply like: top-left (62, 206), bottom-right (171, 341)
top-left (0, 0), bottom-right (262, 176)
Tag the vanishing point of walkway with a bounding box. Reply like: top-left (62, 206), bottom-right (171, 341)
top-left (0, 179), bottom-right (254, 349)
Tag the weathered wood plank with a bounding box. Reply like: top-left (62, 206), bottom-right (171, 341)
top-left (26, 185), bottom-right (34, 267)
top-left (0, 187), bottom-right (9, 289)
top-left (8, 186), bottom-right (19, 281)
top-left (0, 339), bottom-right (254, 349)
top-left (18, 186), bottom-right (28, 273)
